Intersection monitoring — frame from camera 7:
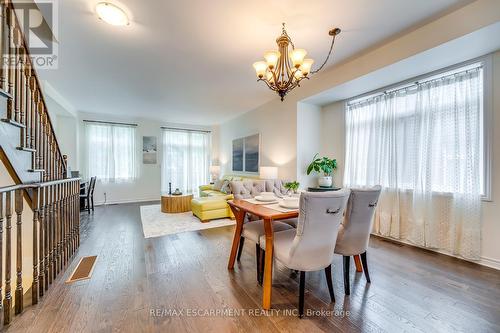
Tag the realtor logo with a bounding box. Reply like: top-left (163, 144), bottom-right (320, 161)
top-left (8, 0), bottom-right (58, 69)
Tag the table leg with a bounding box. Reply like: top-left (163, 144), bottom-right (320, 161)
top-left (227, 207), bottom-right (245, 269)
top-left (262, 217), bottom-right (274, 310)
top-left (354, 254), bottom-right (363, 272)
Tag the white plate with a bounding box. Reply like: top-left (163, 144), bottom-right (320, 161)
top-left (255, 195), bottom-right (276, 202)
top-left (279, 200), bottom-right (299, 209)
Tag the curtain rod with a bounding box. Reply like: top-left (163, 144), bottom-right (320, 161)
top-left (347, 60), bottom-right (484, 106)
top-left (83, 120), bottom-right (138, 127)
top-left (161, 126), bottom-right (211, 133)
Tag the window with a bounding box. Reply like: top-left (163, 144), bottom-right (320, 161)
top-left (161, 128), bottom-right (210, 195)
top-left (85, 122), bottom-right (137, 182)
top-left (344, 62), bottom-right (487, 197)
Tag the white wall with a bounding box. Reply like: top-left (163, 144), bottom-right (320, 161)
top-left (218, 97), bottom-right (297, 180)
top-left (480, 50), bottom-right (500, 269)
top-left (296, 102), bottom-right (321, 188)
top-left (55, 115), bottom-right (79, 171)
top-left (321, 101), bottom-right (345, 187)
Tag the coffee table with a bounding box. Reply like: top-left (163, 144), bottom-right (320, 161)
top-left (161, 194), bottom-right (193, 213)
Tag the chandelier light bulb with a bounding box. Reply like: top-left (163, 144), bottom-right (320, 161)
top-left (300, 58), bottom-right (314, 75)
top-left (253, 61), bottom-right (267, 78)
top-left (290, 49), bottom-right (307, 68)
top-left (264, 50), bottom-right (280, 69)
top-left (294, 69), bottom-right (303, 79)
top-left (266, 71), bottom-right (274, 83)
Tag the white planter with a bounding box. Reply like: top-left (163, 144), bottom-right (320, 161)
top-left (318, 176), bottom-right (332, 187)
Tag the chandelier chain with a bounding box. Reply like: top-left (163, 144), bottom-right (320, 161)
top-left (281, 22), bottom-right (295, 49)
top-left (310, 33), bottom-right (338, 74)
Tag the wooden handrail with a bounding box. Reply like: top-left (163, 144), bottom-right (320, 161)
top-left (0, 178), bottom-right (81, 194)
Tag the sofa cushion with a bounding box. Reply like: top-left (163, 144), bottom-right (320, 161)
top-left (213, 179), bottom-right (231, 194)
top-left (191, 197), bottom-right (231, 210)
top-left (230, 180), bottom-right (266, 199)
top-left (265, 179), bottom-right (289, 198)
top-left (203, 190), bottom-right (227, 197)
top-left (220, 180), bottom-right (231, 193)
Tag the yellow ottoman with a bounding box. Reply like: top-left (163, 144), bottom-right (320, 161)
top-left (191, 195), bottom-right (234, 222)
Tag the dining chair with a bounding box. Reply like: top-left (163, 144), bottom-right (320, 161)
top-left (80, 176), bottom-right (97, 213)
top-left (334, 185), bottom-right (382, 295)
top-left (259, 190), bottom-right (350, 317)
top-left (237, 219), bottom-right (294, 284)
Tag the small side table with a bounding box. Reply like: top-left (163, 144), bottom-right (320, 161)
top-left (161, 194), bottom-right (193, 213)
top-left (307, 186), bottom-right (341, 192)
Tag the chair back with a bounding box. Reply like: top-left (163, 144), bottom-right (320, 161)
top-left (334, 186), bottom-right (382, 256)
top-left (287, 189), bottom-right (350, 271)
top-left (89, 177), bottom-right (97, 196)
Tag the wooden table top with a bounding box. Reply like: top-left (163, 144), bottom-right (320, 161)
top-left (227, 199), bottom-right (298, 220)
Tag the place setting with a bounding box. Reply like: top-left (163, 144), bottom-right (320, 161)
top-left (243, 191), bottom-right (300, 212)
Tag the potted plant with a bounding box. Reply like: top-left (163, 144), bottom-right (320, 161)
top-left (284, 181), bottom-right (300, 195)
top-left (306, 153), bottom-right (337, 187)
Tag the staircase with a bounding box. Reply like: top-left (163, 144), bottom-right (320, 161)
top-left (0, 0), bottom-right (66, 184)
top-left (0, 0), bottom-right (80, 326)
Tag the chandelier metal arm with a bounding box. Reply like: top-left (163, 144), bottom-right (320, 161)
top-left (259, 78), bottom-right (278, 91)
top-left (310, 27), bottom-right (341, 74)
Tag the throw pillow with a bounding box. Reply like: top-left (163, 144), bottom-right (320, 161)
top-left (213, 179), bottom-right (224, 191)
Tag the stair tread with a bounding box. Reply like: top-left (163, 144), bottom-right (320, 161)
top-left (0, 88), bottom-right (11, 99)
top-left (17, 146), bottom-right (36, 152)
top-left (28, 169), bottom-right (45, 173)
top-left (1, 118), bottom-right (26, 128)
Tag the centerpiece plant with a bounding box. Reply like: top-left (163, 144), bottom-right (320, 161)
top-left (306, 153), bottom-right (337, 187)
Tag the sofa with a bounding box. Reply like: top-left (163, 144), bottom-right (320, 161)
top-left (191, 175), bottom-right (289, 222)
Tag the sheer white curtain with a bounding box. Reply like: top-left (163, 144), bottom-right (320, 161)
top-left (344, 66), bottom-right (483, 259)
top-left (85, 123), bottom-right (137, 182)
top-left (161, 129), bottom-right (210, 195)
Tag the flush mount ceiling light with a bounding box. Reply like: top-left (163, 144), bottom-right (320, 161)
top-left (96, 2), bottom-right (129, 26)
top-left (253, 23), bottom-right (341, 101)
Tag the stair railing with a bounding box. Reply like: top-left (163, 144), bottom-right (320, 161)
top-left (0, 0), bottom-right (66, 181)
top-left (0, 177), bottom-right (80, 325)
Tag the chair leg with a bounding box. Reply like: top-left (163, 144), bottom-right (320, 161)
top-left (91, 196), bottom-right (95, 211)
top-left (237, 237), bottom-right (245, 261)
top-left (258, 248), bottom-right (265, 285)
top-left (255, 243), bottom-right (260, 282)
top-left (87, 198), bottom-right (90, 213)
top-left (360, 251), bottom-right (371, 283)
top-left (324, 264), bottom-right (335, 303)
top-left (299, 271), bottom-right (305, 318)
top-left (343, 256), bottom-right (350, 295)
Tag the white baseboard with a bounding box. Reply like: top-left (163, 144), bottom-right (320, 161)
top-left (479, 256), bottom-right (500, 270)
top-left (372, 234), bottom-right (500, 271)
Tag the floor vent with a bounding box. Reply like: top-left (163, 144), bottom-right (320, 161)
top-left (66, 255), bottom-right (97, 283)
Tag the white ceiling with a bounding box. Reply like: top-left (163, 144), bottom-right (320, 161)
top-left (37, 0), bottom-right (472, 125)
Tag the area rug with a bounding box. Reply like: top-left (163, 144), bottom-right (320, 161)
top-left (140, 204), bottom-right (235, 238)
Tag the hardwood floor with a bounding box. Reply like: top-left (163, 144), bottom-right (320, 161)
top-left (6, 202), bottom-right (500, 333)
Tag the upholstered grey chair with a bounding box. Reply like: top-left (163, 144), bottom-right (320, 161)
top-left (259, 190), bottom-right (350, 317)
top-left (237, 220), bottom-right (294, 283)
top-left (231, 179), bottom-right (295, 282)
top-left (334, 185), bottom-right (382, 295)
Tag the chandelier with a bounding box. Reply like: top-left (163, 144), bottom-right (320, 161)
top-left (253, 23), bottom-right (341, 101)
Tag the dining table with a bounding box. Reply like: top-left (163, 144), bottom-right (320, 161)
top-left (226, 198), bottom-right (363, 310)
